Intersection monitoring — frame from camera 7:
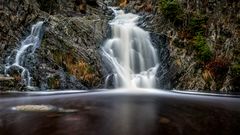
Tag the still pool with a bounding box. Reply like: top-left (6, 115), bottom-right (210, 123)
top-left (0, 89), bottom-right (240, 135)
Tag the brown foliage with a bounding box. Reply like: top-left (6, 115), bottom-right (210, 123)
top-left (204, 57), bottom-right (230, 89)
top-left (65, 54), bottom-right (99, 86)
top-left (52, 50), bottom-right (100, 87)
top-left (206, 57), bottom-right (230, 78)
top-left (119, 0), bottom-right (128, 8)
top-left (74, 0), bottom-right (86, 13)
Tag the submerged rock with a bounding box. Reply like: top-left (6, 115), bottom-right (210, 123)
top-left (12, 105), bottom-right (56, 112)
top-left (11, 104), bottom-right (78, 113)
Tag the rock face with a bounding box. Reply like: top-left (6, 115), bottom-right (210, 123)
top-left (1, 0), bottom-right (239, 92)
top-left (116, 0), bottom-right (240, 91)
top-left (0, 0), bottom-right (109, 90)
top-left (0, 74), bottom-right (21, 91)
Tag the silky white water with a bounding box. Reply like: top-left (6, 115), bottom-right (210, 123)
top-left (102, 9), bottom-right (159, 89)
top-left (5, 21), bottom-right (44, 87)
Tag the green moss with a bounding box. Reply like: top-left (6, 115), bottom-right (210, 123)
top-left (52, 50), bottom-right (64, 66)
top-left (47, 75), bottom-right (60, 89)
top-left (193, 34), bottom-right (213, 62)
top-left (189, 14), bottom-right (208, 35)
top-left (159, 0), bottom-right (184, 25)
top-left (232, 64), bottom-right (240, 77)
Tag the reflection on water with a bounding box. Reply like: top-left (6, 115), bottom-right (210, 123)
top-left (0, 90), bottom-right (240, 135)
top-left (109, 98), bottom-right (157, 135)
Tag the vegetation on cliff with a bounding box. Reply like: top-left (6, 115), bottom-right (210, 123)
top-left (0, 0), bottom-right (108, 90)
top-left (159, 0), bottom-right (184, 25)
top-left (0, 0), bottom-right (239, 92)
top-left (193, 34), bottom-right (212, 62)
top-left (155, 0), bottom-right (240, 91)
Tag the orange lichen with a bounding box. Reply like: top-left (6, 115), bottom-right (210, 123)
top-left (202, 69), bottom-right (213, 82)
top-left (135, 0), bottom-right (153, 12)
top-left (65, 53), bottom-right (99, 86)
top-left (119, 0), bottom-right (128, 8)
top-left (52, 50), bottom-right (100, 86)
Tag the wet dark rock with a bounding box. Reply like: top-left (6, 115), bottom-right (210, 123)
top-left (1, 0), bottom-right (240, 91)
top-left (0, 0), bottom-right (110, 90)
top-left (0, 74), bottom-right (22, 91)
top-left (86, 0), bottom-right (98, 6)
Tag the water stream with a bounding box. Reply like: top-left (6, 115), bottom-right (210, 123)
top-left (5, 21), bottom-right (44, 87)
top-left (102, 9), bottom-right (159, 89)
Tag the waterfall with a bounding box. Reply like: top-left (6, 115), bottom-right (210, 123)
top-left (102, 9), bottom-right (159, 89)
top-left (5, 21), bottom-right (44, 87)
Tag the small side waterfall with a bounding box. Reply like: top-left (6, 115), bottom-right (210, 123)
top-left (102, 9), bottom-right (159, 89)
top-left (5, 21), bottom-right (44, 87)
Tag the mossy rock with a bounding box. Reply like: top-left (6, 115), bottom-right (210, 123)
top-left (231, 64), bottom-right (240, 77)
top-left (193, 34), bottom-right (213, 62)
top-left (47, 75), bottom-right (61, 89)
top-left (159, 0), bottom-right (184, 26)
top-left (188, 14), bottom-right (208, 35)
top-left (231, 64), bottom-right (240, 90)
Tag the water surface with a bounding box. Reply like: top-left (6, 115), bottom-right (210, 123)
top-left (0, 90), bottom-right (239, 135)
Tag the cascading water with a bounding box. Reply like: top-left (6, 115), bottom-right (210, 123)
top-left (5, 21), bottom-right (44, 87)
top-left (102, 9), bottom-right (159, 89)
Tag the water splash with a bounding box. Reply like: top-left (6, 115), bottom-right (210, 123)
top-left (102, 9), bottom-right (159, 89)
top-left (5, 21), bottom-right (44, 87)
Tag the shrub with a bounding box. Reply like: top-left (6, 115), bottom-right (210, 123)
top-left (232, 64), bottom-right (240, 77)
top-left (159, 0), bottom-right (184, 24)
top-left (193, 34), bottom-right (213, 62)
top-left (189, 14), bottom-right (208, 35)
